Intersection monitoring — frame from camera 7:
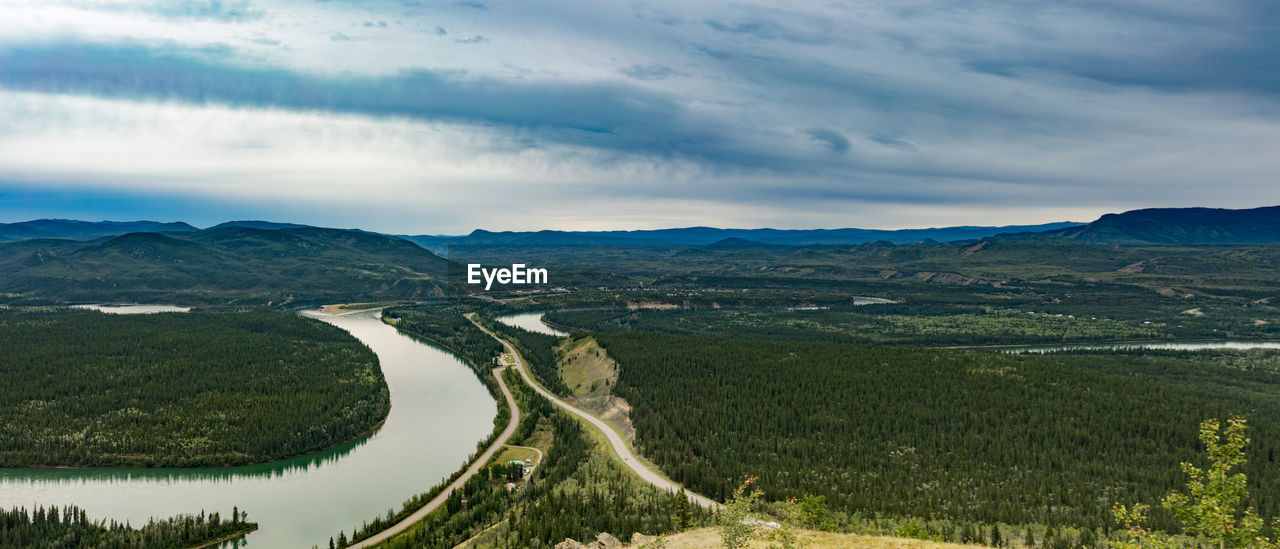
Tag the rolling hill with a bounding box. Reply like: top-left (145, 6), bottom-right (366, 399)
top-left (401, 221), bottom-right (1083, 252)
top-left (0, 219), bottom-right (197, 243)
top-left (1047, 205), bottom-right (1280, 245)
top-left (0, 226), bottom-right (452, 305)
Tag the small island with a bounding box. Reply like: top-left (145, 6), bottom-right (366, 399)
top-left (0, 308), bottom-right (390, 467)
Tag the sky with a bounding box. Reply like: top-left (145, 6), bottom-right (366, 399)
top-left (1, 0), bottom-right (1278, 234)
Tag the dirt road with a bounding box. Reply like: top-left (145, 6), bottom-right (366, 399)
top-left (470, 316), bottom-right (718, 510)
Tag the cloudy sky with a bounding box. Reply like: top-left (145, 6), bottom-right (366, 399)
top-left (1, 0), bottom-right (1278, 233)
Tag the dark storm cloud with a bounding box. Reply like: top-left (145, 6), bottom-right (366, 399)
top-left (804, 128), bottom-right (850, 153)
top-left (702, 17), bottom-right (833, 45)
top-left (932, 0), bottom-right (1280, 95)
top-left (870, 134), bottom-right (917, 152)
top-left (963, 46), bottom-right (1280, 95)
top-left (133, 0), bottom-right (264, 21)
top-left (0, 40), bottom-right (785, 168)
top-left (619, 64), bottom-right (680, 81)
top-left (5, 0), bottom-right (1280, 230)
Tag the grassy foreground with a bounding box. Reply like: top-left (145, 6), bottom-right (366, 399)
top-left (651, 528), bottom-right (993, 549)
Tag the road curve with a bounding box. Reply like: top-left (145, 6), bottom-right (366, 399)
top-left (348, 364), bottom-right (520, 549)
top-left (470, 316), bottom-right (719, 510)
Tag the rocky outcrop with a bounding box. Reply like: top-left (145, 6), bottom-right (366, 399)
top-left (555, 532), bottom-right (656, 549)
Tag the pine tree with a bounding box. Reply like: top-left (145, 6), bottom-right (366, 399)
top-left (1079, 527), bottom-right (1096, 549)
top-left (675, 491), bottom-right (692, 529)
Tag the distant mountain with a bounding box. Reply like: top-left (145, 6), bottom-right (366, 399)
top-left (0, 226), bottom-right (451, 305)
top-left (208, 220), bottom-right (312, 231)
top-left (410, 221), bottom-right (1083, 249)
top-left (0, 219), bottom-right (197, 243)
top-left (703, 237), bottom-right (792, 250)
top-left (1047, 206), bottom-right (1280, 245)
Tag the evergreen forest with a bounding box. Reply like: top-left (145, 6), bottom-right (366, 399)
top-left (592, 332), bottom-right (1280, 532)
top-left (0, 308), bottom-right (390, 467)
top-left (0, 504), bottom-right (255, 549)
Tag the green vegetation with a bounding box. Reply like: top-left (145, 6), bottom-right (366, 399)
top-left (455, 236), bottom-right (1280, 344)
top-left (719, 478), bottom-right (765, 549)
top-left (0, 226), bottom-right (449, 306)
top-left (546, 307), bottom-right (1189, 347)
top-left (0, 308), bottom-right (389, 467)
top-left (383, 303), bottom-right (505, 379)
top-left (1115, 418), bottom-right (1276, 549)
top-left (330, 303), bottom-right (513, 548)
top-left (366, 368), bottom-right (710, 549)
top-left (593, 332), bottom-right (1280, 531)
top-left (483, 318), bottom-right (571, 394)
top-left (0, 504), bottom-right (255, 549)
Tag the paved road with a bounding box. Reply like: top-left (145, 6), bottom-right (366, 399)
top-left (470, 316), bottom-right (719, 510)
top-left (348, 365), bottom-right (520, 549)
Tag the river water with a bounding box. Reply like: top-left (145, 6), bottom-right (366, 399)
top-left (73, 303), bottom-right (192, 314)
top-left (0, 310), bottom-right (497, 548)
top-left (494, 312), bottom-right (569, 337)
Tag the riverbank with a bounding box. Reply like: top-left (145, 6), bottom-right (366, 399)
top-left (183, 525), bottom-right (259, 549)
top-left (0, 310), bottom-right (498, 548)
top-left (345, 368), bottom-right (517, 548)
top-left (0, 308), bottom-right (389, 468)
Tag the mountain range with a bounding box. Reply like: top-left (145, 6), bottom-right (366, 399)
top-left (1, 204), bottom-right (1278, 305)
top-left (6, 206), bottom-right (1278, 251)
top-left (0, 219), bottom-right (198, 243)
top-left (409, 205), bottom-right (1280, 249)
top-left (0, 226), bottom-right (450, 305)
top-left (402, 222), bottom-right (1084, 252)
top-left (1044, 206), bottom-right (1280, 245)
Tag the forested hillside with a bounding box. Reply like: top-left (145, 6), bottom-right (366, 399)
top-left (594, 332), bottom-right (1280, 531)
top-left (485, 318), bottom-right (570, 394)
top-left (383, 304), bottom-right (505, 378)
top-left (0, 219), bottom-right (198, 243)
top-left (0, 308), bottom-right (390, 467)
top-left (546, 298), bottom-right (1280, 346)
top-left (0, 226), bottom-right (450, 305)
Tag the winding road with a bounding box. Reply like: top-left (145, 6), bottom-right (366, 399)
top-left (352, 311), bottom-right (713, 548)
top-left (347, 364), bottom-right (519, 549)
top-left (469, 315), bottom-right (719, 510)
